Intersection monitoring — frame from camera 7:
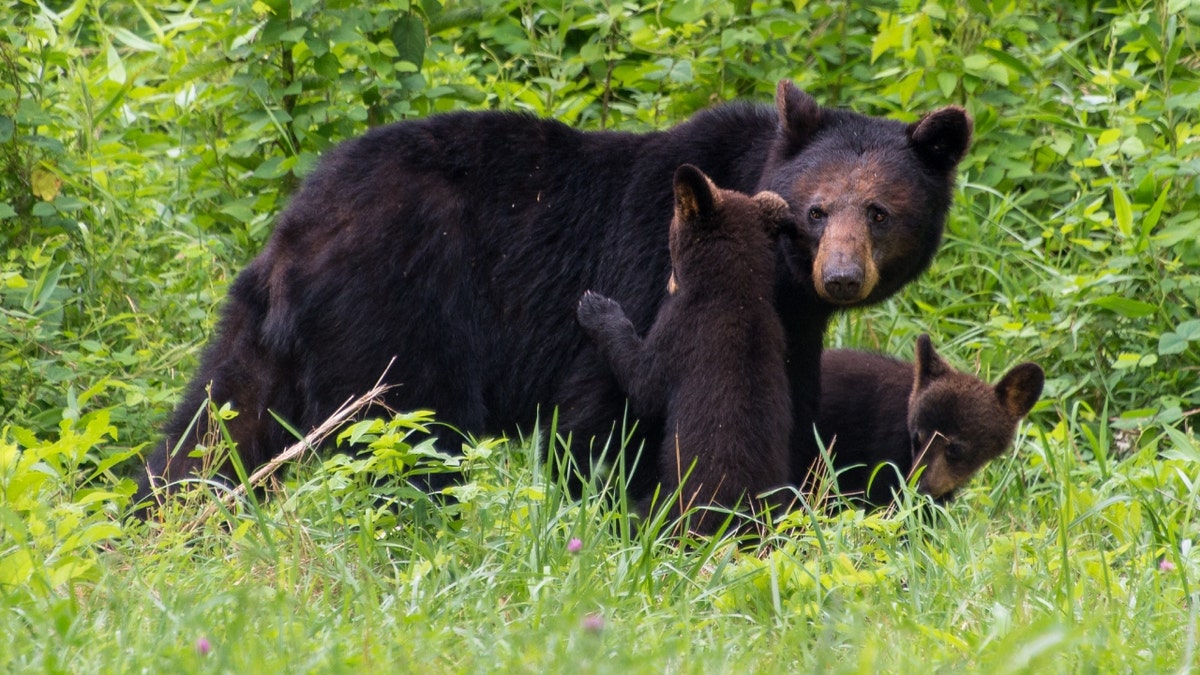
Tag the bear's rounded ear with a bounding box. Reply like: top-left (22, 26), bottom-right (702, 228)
top-left (907, 106), bottom-right (973, 174)
top-left (775, 81), bottom-right (822, 157)
top-left (994, 362), bottom-right (1045, 419)
top-left (913, 333), bottom-right (952, 391)
top-left (673, 164), bottom-right (718, 224)
top-left (752, 191), bottom-right (795, 237)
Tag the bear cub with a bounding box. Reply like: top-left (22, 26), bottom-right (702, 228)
top-left (819, 334), bottom-right (1044, 507)
top-left (577, 164), bottom-right (793, 534)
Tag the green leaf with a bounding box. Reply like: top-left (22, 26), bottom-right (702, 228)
top-left (668, 60), bottom-right (694, 84)
top-left (443, 84), bottom-right (487, 105)
top-left (984, 64), bottom-right (1010, 85)
top-left (252, 156), bottom-right (292, 179)
top-left (108, 26), bottom-right (163, 53)
top-left (936, 72), bottom-right (958, 98)
top-left (32, 165), bottom-right (61, 201)
top-left (1091, 295), bottom-right (1157, 318)
top-left (1176, 319), bottom-right (1200, 340)
top-left (105, 43), bottom-right (126, 85)
top-left (1096, 128), bottom-right (1121, 146)
top-left (1161, 319), bottom-right (1200, 355)
top-left (894, 71), bottom-right (923, 107)
top-left (279, 26), bottom-right (307, 43)
top-left (1141, 183), bottom-right (1170, 236)
top-left (259, 0), bottom-right (290, 14)
top-left (1112, 184), bottom-right (1132, 238)
top-left (1112, 352), bottom-right (1155, 369)
top-left (664, 0), bottom-right (705, 24)
top-left (314, 52), bottom-right (340, 80)
top-left (421, 0), bottom-right (444, 18)
top-left (1158, 331), bottom-right (1188, 355)
top-left (962, 54), bottom-right (991, 76)
top-left (25, 262), bottom-right (62, 315)
top-left (1119, 135), bottom-right (1147, 157)
top-left (871, 16), bottom-right (904, 64)
top-left (219, 200), bottom-right (256, 223)
top-left (338, 419), bottom-right (386, 447)
top-left (391, 15), bottom-right (426, 71)
top-left (981, 45), bottom-right (1034, 78)
top-left (0, 546), bottom-right (34, 587)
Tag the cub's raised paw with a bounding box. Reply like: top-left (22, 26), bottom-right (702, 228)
top-left (577, 291), bottom-right (625, 331)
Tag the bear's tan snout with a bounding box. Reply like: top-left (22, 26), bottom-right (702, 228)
top-left (812, 232), bottom-right (879, 305)
top-left (820, 256), bottom-right (866, 304)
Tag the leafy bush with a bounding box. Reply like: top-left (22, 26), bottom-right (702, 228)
top-left (0, 404), bottom-right (132, 599)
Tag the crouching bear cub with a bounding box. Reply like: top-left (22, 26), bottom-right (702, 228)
top-left (819, 334), bottom-right (1044, 508)
top-left (577, 165), bottom-right (793, 534)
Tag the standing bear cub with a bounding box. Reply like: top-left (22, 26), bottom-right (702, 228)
top-left (819, 334), bottom-right (1044, 508)
top-left (577, 165), bottom-right (793, 534)
top-left (136, 80), bottom-right (972, 514)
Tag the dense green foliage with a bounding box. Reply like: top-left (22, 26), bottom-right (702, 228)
top-left (1, 0), bottom-right (1198, 671)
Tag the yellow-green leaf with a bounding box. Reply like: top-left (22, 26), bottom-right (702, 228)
top-left (1112, 184), bottom-right (1133, 238)
top-left (31, 166), bottom-right (61, 201)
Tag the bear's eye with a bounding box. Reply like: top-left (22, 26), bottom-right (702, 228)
top-left (868, 205), bottom-right (889, 224)
top-left (944, 443), bottom-right (965, 463)
top-left (808, 207), bottom-right (826, 222)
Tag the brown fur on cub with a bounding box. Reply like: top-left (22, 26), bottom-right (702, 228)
top-left (820, 334), bottom-right (1043, 506)
top-left (577, 164), bottom-right (794, 533)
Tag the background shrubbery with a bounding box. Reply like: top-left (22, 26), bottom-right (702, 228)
top-left (1, 1), bottom-right (1198, 671)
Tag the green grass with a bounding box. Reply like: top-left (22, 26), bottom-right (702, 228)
top-left (2, 0), bottom-right (1199, 671)
top-left (4, 423), bottom-right (1197, 672)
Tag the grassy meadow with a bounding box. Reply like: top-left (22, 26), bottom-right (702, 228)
top-left (1, 0), bottom-right (1199, 671)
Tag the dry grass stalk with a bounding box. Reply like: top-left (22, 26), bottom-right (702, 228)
top-left (183, 371), bottom-right (395, 530)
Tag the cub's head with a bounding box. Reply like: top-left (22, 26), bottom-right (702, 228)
top-left (906, 334), bottom-right (1044, 500)
top-left (667, 164), bottom-right (795, 295)
top-left (760, 81), bottom-right (973, 307)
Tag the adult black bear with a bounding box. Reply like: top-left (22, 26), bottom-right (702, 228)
top-left (819, 335), bottom-right (1044, 507)
top-left (577, 165), bottom-right (793, 533)
top-left (135, 81), bottom-right (972, 511)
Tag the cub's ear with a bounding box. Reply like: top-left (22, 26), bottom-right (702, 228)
top-left (907, 106), bottom-right (973, 175)
top-left (673, 164), bottom-right (718, 224)
top-left (752, 191), bottom-right (795, 238)
top-left (775, 80), bottom-right (822, 158)
top-left (994, 362), bottom-right (1045, 419)
top-left (913, 333), bottom-right (952, 392)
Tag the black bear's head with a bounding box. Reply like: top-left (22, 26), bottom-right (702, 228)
top-left (667, 164), bottom-right (796, 296)
top-left (906, 334), bottom-right (1044, 500)
top-left (762, 81), bottom-right (973, 308)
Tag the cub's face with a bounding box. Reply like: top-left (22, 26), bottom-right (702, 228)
top-left (761, 81), bottom-right (972, 307)
top-left (906, 335), bottom-right (1044, 500)
top-left (909, 379), bottom-right (1020, 500)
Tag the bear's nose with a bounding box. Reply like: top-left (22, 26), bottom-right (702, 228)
top-left (822, 265), bottom-right (864, 302)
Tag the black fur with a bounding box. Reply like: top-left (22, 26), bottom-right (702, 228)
top-left (135, 82), bottom-right (972, 512)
